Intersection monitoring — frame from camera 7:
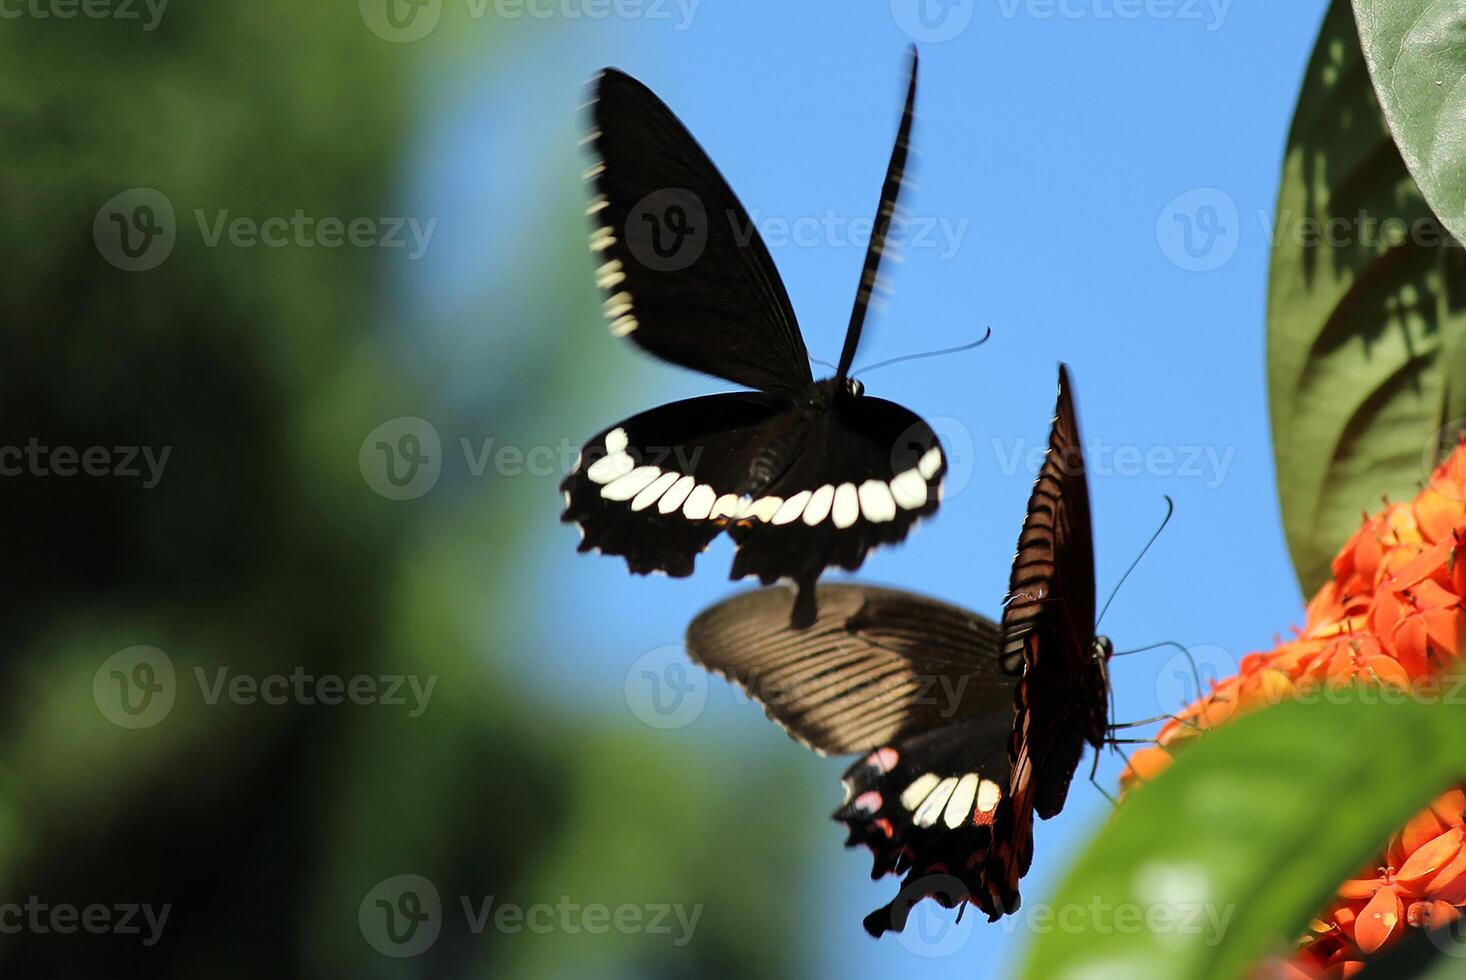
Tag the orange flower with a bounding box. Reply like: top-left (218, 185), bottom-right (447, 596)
top-left (1123, 439), bottom-right (1466, 975)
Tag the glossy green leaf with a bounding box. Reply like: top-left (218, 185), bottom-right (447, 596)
top-left (1268, 0), bottom-right (1466, 595)
top-left (1021, 697), bottom-right (1466, 980)
top-left (1354, 0), bottom-right (1466, 243)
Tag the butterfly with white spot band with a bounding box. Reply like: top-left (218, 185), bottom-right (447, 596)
top-left (684, 365), bottom-right (1116, 934)
top-left (562, 47), bottom-right (950, 628)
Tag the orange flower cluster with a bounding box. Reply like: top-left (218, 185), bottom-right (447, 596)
top-left (1123, 441), bottom-right (1466, 976)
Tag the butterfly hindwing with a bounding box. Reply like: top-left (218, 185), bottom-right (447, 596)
top-left (562, 392), bottom-right (788, 576)
top-left (587, 69), bottom-right (812, 396)
top-left (839, 718), bottom-right (1013, 936)
top-left (565, 395), bottom-right (946, 615)
top-left (685, 583), bottom-right (1006, 753)
top-left (685, 582), bottom-right (1016, 933)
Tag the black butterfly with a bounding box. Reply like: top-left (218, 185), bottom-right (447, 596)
top-left (685, 364), bottom-right (1113, 933)
top-left (561, 48), bottom-right (948, 628)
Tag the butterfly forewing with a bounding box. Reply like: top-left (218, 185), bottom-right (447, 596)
top-left (586, 69), bottom-right (812, 396)
top-left (985, 363), bottom-right (1109, 917)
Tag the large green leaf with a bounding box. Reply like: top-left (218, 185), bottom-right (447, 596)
top-left (1354, 0), bottom-right (1466, 243)
top-left (1021, 697), bottom-right (1466, 980)
top-left (1268, 0), bottom-right (1466, 595)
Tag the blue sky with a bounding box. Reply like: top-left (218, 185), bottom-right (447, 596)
top-left (403, 0), bottom-right (1333, 974)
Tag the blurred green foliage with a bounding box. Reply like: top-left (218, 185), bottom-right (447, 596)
top-left (0, 5), bottom-right (816, 976)
top-left (1267, 0), bottom-right (1466, 596)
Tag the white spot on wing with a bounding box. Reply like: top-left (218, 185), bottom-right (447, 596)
top-left (603, 292), bottom-right (633, 318)
top-left (890, 468), bottom-right (927, 509)
top-left (858, 480), bottom-right (896, 523)
top-left (609, 314), bottom-right (638, 336)
top-left (802, 484), bottom-right (835, 525)
top-left (659, 474), bottom-right (696, 514)
top-left (630, 470), bottom-right (679, 511)
top-left (595, 258), bottom-right (623, 287)
top-left (711, 494), bottom-right (741, 521)
top-left (772, 490), bottom-right (812, 525)
top-left (604, 427), bottom-right (629, 455)
top-left (746, 496), bottom-right (783, 522)
top-left (918, 447), bottom-right (943, 480)
top-left (944, 774), bottom-right (980, 828)
top-left (913, 776), bottom-right (958, 828)
top-left (682, 484), bottom-right (716, 520)
top-left (587, 451), bottom-right (634, 484)
top-left (977, 778), bottom-right (1002, 813)
top-left (832, 483), bottom-right (859, 529)
top-left (899, 773), bottom-right (940, 811)
top-left (601, 465), bottom-right (660, 501)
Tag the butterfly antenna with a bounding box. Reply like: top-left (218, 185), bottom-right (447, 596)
top-left (809, 355), bottom-right (838, 372)
top-left (1096, 495), bottom-right (1174, 628)
top-left (851, 327), bottom-right (993, 378)
top-left (835, 46), bottom-right (918, 385)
